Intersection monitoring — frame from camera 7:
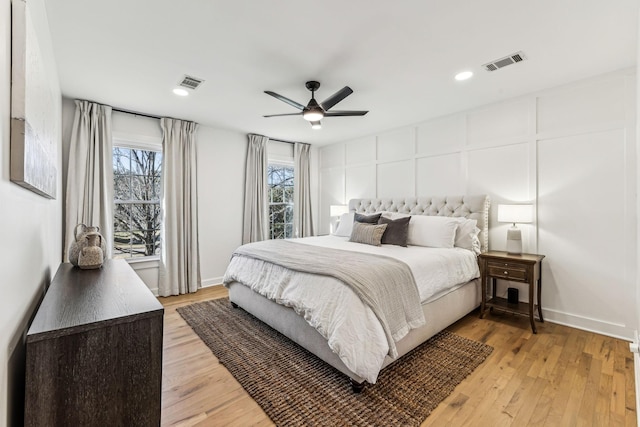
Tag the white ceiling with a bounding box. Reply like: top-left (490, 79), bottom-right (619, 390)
top-left (44, 0), bottom-right (638, 146)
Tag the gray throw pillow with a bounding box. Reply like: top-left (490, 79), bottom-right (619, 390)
top-left (354, 212), bottom-right (382, 224)
top-left (349, 222), bottom-right (388, 246)
top-left (378, 216), bottom-right (411, 247)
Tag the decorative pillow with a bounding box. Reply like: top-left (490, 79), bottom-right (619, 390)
top-left (378, 216), bottom-right (411, 247)
top-left (349, 222), bottom-right (388, 246)
top-left (454, 218), bottom-right (481, 253)
top-left (354, 212), bottom-right (382, 224)
top-left (406, 215), bottom-right (460, 248)
top-left (333, 212), bottom-right (355, 237)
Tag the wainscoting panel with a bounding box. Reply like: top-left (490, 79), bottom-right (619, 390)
top-left (346, 136), bottom-right (376, 166)
top-left (415, 153), bottom-right (463, 196)
top-left (377, 160), bottom-right (414, 198)
top-left (377, 128), bottom-right (414, 163)
top-left (536, 74), bottom-right (627, 134)
top-left (466, 143), bottom-right (531, 202)
top-left (416, 114), bottom-right (464, 156)
top-left (538, 128), bottom-right (632, 338)
top-left (466, 99), bottom-right (531, 147)
top-left (346, 165), bottom-right (376, 201)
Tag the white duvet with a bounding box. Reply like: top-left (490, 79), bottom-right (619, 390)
top-left (224, 235), bottom-right (479, 383)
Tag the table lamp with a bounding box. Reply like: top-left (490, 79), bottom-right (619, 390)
top-left (497, 204), bottom-right (533, 254)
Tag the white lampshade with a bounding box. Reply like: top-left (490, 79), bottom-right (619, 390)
top-left (498, 204), bottom-right (533, 254)
top-left (497, 204), bottom-right (533, 224)
top-left (330, 205), bottom-right (349, 217)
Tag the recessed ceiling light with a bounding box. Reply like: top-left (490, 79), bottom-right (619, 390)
top-left (455, 71), bottom-right (473, 81)
top-left (173, 88), bottom-right (189, 96)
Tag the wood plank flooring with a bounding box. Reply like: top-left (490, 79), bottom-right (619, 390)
top-left (159, 286), bottom-right (637, 426)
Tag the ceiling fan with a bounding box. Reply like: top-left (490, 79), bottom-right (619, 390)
top-left (263, 81), bottom-right (368, 129)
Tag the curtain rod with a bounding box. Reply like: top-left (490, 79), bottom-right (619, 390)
top-left (269, 138), bottom-right (296, 145)
top-left (112, 106), bottom-right (162, 120)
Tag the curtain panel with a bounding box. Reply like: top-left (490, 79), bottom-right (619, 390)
top-left (158, 118), bottom-right (200, 296)
top-left (242, 134), bottom-right (269, 244)
top-left (64, 100), bottom-right (114, 261)
top-left (294, 142), bottom-right (314, 237)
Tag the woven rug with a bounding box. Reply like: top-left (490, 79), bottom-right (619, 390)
top-left (177, 298), bottom-right (493, 426)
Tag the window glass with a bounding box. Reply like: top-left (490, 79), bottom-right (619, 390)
top-left (113, 147), bottom-right (162, 258)
top-left (268, 164), bottom-right (294, 239)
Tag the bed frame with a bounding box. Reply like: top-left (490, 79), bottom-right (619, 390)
top-left (228, 195), bottom-right (490, 392)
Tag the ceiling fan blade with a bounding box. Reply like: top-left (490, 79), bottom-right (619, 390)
top-left (320, 86), bottom-right (353, 111)
top-left (264, 91), bottom-right (305, 110)
top-left (263, 113), bottom-right (303, 118)
top-left (323, 110), bottom-right (369, 117)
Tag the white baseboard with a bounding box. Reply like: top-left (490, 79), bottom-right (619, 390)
top-left (150, 287), bottom-right (159, 297)
top-left (201, 277), bottom-right (223, 288)
top-left (543, 307), bottom-right (633, 341)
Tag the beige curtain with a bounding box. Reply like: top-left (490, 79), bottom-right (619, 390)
top-left (64, 100), bottom-right (113, 261)
top-left (158, 118), bottom-right (200, 296)
top-left (294, 142), bottom-right (314, 237)
top-left (242, 134), bottom-right (269, 243)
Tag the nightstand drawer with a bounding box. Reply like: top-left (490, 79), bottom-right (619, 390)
top-left (487, 265), bottom-right (527, 281)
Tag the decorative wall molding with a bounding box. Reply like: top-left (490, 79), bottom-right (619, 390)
top-left (318, 68), bottom-right (637, 341)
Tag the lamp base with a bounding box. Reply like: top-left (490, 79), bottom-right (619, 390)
top-left (506, 227), bottom-right (523, 254)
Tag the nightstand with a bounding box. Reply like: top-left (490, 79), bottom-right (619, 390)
top-left (479, 251), bottom-right (545, 333)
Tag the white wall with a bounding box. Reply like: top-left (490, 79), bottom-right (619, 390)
top-left (319, 69), bottom-right (637, 340)
top-left (196, 126), bottom-right (247, 285)
top-left (0, 0), bottom-right (62, 425)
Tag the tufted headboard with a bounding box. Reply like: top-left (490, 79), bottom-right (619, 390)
top-left (348, 195), bottom-right (490, 252)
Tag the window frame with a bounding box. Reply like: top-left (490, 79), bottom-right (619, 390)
top-left (267, 160), bottom-right (295, 240)
top-left (112, 135), bottom-right (163, 261)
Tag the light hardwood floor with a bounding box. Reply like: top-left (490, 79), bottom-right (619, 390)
top-left (159, 286), bottom-right (637, 426)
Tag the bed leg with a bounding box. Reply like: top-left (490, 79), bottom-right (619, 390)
top-left (350, 379), bottom-right (365, 393)
top-left (230, 301), bottom-right (238, 308)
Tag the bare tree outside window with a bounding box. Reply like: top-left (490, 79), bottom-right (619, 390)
top-left (113, 147), bottom-right (162, 258)
top-left (268, 164), bottom-right (294, 239)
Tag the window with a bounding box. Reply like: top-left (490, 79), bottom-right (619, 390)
top-left (113, 146), bottom-right (162, 258)
top-left (268, 163), bottom-right (294, 239)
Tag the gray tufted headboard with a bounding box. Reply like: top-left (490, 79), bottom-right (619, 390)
top-left (348, 195), bottom-right (490, 252)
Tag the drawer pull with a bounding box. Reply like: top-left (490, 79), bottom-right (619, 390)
top-left (504, 271), bottom-right (509, 275)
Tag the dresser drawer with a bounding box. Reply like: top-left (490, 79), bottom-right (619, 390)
top-left (486, 261), bottom-right (527, 281)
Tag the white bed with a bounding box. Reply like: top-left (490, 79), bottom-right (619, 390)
top-left (225, 195), bottom-right (490, 391)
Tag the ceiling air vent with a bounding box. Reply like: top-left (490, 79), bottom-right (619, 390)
top-left (178, 75), bottom-right (205, 90)
top-left (483, 51), bottom-right (526, 72)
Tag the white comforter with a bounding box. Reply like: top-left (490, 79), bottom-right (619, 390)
top-left (224, 236), bottom-right (479, 383)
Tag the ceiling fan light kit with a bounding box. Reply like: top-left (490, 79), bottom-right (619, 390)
top-left (264, 80), bottom-right (368, 128)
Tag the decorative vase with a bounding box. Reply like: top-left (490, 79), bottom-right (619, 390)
top-left (78, 232), bottom-right (104, 269)
top-left (69, 224), bottom-right (107, 267)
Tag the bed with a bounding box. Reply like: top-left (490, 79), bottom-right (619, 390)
top-left (224, 195), bottom-right (490, 392)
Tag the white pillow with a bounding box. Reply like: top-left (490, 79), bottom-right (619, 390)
top-left (454, 218), bottom-right (481, 254)
top-left (333, 212), bottom-right (355, 237)
top-left (405, 215), bottom-right (460, 248)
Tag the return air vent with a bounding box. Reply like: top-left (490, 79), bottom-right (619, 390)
top-left (178, 75), bottom-right (205, 90)
top-left (483, 51), bottom-right (526, 72)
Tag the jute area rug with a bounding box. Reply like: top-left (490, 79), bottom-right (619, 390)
top-left (177, 298), bottom-right (493, 426)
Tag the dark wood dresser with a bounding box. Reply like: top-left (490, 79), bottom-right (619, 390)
top-left (25, 259), bottom-right (164, 426)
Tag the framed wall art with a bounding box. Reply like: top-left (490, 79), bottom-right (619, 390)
top-left (10, 0), bottom-right (57, 199)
